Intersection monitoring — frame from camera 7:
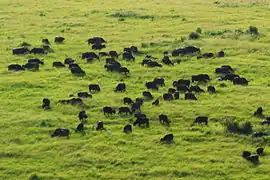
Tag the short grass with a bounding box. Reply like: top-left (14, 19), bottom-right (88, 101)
top-left (0, 0), bottom-right (270, 179)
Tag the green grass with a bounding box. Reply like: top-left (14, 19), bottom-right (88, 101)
top-left (0, 0), bottom-right (270, 179)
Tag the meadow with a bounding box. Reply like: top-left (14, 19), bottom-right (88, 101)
top-left (0, 0), bottom-right (270, 179)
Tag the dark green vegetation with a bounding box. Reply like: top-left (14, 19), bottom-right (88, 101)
top-left (1, 0), bottom-right (270, 179)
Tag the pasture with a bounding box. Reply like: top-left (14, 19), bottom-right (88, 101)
top-left (0, 0), bottom-right (270, 179)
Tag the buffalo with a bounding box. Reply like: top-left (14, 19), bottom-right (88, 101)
top-left (160, 134), bottom-right (174, 144)
top-left (143, 91), bottom-right (153, 100)
top-left (163, 93), bottom-right (173, 101)
top-left (96, 121), bottom-right (106, 131)
top-left (78, 110), bottom-right (88, 121)
top-left (119, 107), bottom-right (132, 115)
top-left (185, 92), bottom-right (197, 100)
top-left (207, 86), bottom-right (216, 93)
top-left (193, 116), bottom-right (208, 125)
top-left (103, 106), bottom-right (116, 116)
top-left (115, 83), bottom-right (126, 92)
top-left (51, 128), bottom-right (70, 138)
top-left (89, 84), bottom-right (101, 93)
top-left (8, 64), bottom-right (24, 71)
top-left (123, 124), bottom-right (132, 133)
top-left (55, 36), bottom-right (65, 43)
top-left (53, 61), bottom-right (65, 68)
top-left (13, 47), bottom-right (30, 55)
top-left (42, 98), bottom-right (50, 109)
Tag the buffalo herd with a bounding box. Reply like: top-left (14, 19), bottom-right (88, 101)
top-left (7, 36), bottom-right (267, 161)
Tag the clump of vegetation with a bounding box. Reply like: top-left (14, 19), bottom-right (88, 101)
top-left (247, 26), bottom-right (259, 35)
top-left (224, 120), bottom-right (253, 135)
top-left (110, 11), bottom-right (154, 20)
top-left (29, 174), bottom-right (40, 180)
top-left (20, 42), bottom-right (31, 47)
top-left (188, 32), bottom-right (200, 39)
top-left (196, 27), bottom-right (202, 34)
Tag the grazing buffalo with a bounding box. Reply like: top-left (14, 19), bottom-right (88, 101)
top-left (163, 93), bottom-right (173, 101)
top-left (118, 67), bottom-right (130, 74)
top-left (76, 123), bottom-right (84, 132)
top-left (123, 52), bottom-right (135, 61)
top-left (197, 52), bottom-right (214, 59)
top-left (145, 82), bottom-right (159, 90)
top-left (51, 128), bottom-right (70, 138)
top-left (123, 97), bottom-right (133, 105)
top-left (88, 37), bottom-right (106, 45)
top-left (168, 88), bottom-right (176, 94)
top-left (176, 85), bottom-right (189, 92)
top-left (70, 67), bottom-right (85, 76)
top-left (22, 62), bottom-right (39, 71)
top-left (55, 36), bottom-right (65, 43)
top-left (177, 79), bottom-right (191, 87)
top-left (8, 64), bottom-right (24, 71)
top-left (190, 85), bottom-right (204, 93)
top-left (103, 106), bottom-right (116, 116)
top-left (191, 74), bottom-right (210, 83)
top-left (233, 77), bottom-right (248, 85)
top-left (89, 84), bottom-right (101, 93)
top-left (152, 99), bottom-right (159, 106)
top-left (143, 91), bottom-right (153, 100)
top-left (42, 38), bottom-right (50, 45)
top-left (193, 116), bottom-right (208, 125)
top-left (185, 92), bottom-right (197, 100)
top-left (220, 74), bottom-right (239, 81)
top-left (207, 86), bottom-right (216, 93)
top-left (261, 121), bottom-right (270, 125)
top-left (123, 124), bottom-right (132, 133)
top-left (82, 52), bottom-right (99, 59)
top-left (78, 92), bottom-right (92, 98)
top-left (30, 48), bottom-right (46, 54)
top-left (109, 51), bottom-right (118, 58)
top-left (131, 102), bottom-right (141, 112)
top-left (254, 107), bottom-right (263, 117)
top-left (53, 61), bottom-right (65, 68)
top-left (256, 147), bottom-right (264, 156)
top-left (28, 59), bottom-right (44, 65)
top-left (142, 60), bottom-right (162, 67)
top-left (68, 98), bottom-right (83, 106)
top-left (135, 98), bottom-right (144, 106)
top-left (78, 110), bottom-right (88, 121)
top-left (96, 121), bottom-right (106, 131)
top-left (174, 91), bottom-right (180, 99)
top-left (104, 63), bottom-right (121, 72)
top-left (153, 77), bottom-right (165, 86)
top-left (172, 46), bottom-right (200, 56)
top-left (252, 131), bottom-right (268, 138)
top-left (115, 83), bottom-right (126, 92)
top-left (64, 58), bottom-right (75, 65)
top-left (92, 43), bottom-right (106, 50)
top-left (242, 151), bottom-right (251, 159)
top-left (247, 155), bottom-right (259, 163)
top-left (99, 52), bottom-right (109, 57)
top-left (119, 107), bottom-right (132, 115)
top-left (159, 114), bottom-right (170, 125)
top-left (162, 56), bottom-right (174, 65)
top-left (217, 50), bottom-right (225, 57)
top-left (12, 47), bottom-right (29, 55)
top-left (133, 116), bottom-right (149, 127)
top-left (160, 134), bottom-right (174, 144)
top-left (42, 98), bottom-right (50, 109)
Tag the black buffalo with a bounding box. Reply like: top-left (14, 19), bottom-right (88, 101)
top-left (159, 114), bottom-right (170, 125)
top-left (123, 97), bottom-right (133, 105)
top-left (119, 107), bottom-right (132, 115)
top-left (233, 77), bottom-right (248, 85)
top-left (123, 124), bottom-right (132, 133)
top-left (78, 110), bottom-right (88, 121)
top-left (8, 64), bottom-right (24, 71)
top-left (193, 116), bottom-right (208, 125)
top-left (254, 107), bottom-right (263, 117)
top-left (96, 121), bottom-right (106, 131)
top-left (152, 99), bottom-right (159, 106)
top-left (77, 92), bottom-right (92, 98)
top-left (191, 74), bottom-right (210, 83)
top-left (53, 61), bottom-right (65, 68)
top-left (89, 84), bottom-right (101, 92)
top-left (163, 93), bottom-right (173, 101)
top-left (42, 98), bottom-right (50, 109)
top-left (185, 92), bottom-right (197, 100)
top-left (143, 91), bottom-right (153, 100)
top-left (190, 85), bottom-right (204, 93)
top-left (88, 37), bottom-right (106, 45)
top-left (30, 48), bottom-right (46, 54)
top-left (145, 82), bottom-right (159, 90)
top-left (76, 123), bottom-right (84, 132)
top-left (51, 128), bottom-right (70, 138)
top-left (55, 36), bottom-right (65, 43)
top-left (103, 106), bottom-right (116, 116)
top-left (160, 134), bottom-right (174, 144)
top-left (153, 77), bottom-right (165, 86)
top-left (12, 47), bottom-right (29, 55)
top-left (115, 83), bottom-right (126, 92)
top-left (207, 86), bottom-right (216, 93)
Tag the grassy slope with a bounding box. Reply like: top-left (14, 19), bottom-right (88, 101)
top-left (0, 0), bottom-right (270, 179)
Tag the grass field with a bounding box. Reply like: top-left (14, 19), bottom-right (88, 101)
top-left (0, 0), bottom-right (270, 179)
